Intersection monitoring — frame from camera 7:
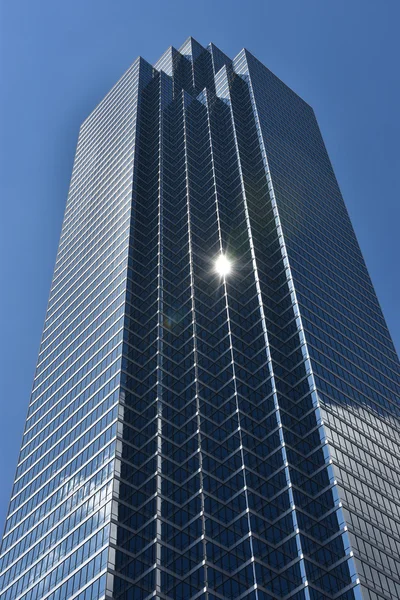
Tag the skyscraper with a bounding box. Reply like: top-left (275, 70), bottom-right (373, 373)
top-left (1, 36), bottom-right (399, 600)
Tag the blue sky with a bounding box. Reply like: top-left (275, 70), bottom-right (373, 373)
top-left (0, 0), bottom-right (399, 528)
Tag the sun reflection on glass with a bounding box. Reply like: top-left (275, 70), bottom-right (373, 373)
top-left (215, 254), bottom-right (232, 277)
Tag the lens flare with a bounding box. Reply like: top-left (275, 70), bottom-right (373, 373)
top-left (215, 254), bottom-right (232, 277)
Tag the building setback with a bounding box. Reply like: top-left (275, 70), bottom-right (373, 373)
top-left (1, 38), bottom-right (399, 600)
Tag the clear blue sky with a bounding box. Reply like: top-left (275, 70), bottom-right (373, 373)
top-left (0, 0), bottom-right (399, 528)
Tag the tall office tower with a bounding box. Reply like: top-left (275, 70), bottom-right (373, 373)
top-left (1, 38), bottom-right (399, 600)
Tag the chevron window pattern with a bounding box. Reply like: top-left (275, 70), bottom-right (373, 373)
top-left (1, 38), bottom-right (399, 600)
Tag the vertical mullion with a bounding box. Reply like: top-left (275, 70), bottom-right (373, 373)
top-left (155, 76), bottom-right (163, 595)
top-left (182, 92), bottom-right (208, 596)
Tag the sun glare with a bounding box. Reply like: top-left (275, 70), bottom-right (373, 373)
top-left (215, 254), bottom-right (232, 277)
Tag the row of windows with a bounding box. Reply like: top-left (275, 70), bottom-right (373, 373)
top-left (58, 161), bottom-right (133, 267)
top-left (361, 584), bottom-right (390, 600)
top-left (20, 380), bottom-right (119, 476)
top-left (312, 348), bottom-right (398, 422)
top-left (30, 332), bottom-right (122, 433)
top-left (78, 58), bottom-right (145, 147)
top-left (307, 331), bottom-right (397, 409)
top-left (325, 409), bottom-right (399, 471)
top-left (47, 572), bottom-right (106, 600)
top-left (51, 188), bottom-right (131, 297)
top-left (325, 383), bottom-right (396, 443)
top-left (30, 342), bottom-right (122, 455)
top-left (254, 112), bottom-right (368, 258)
top-left (352, 533), bottom-right (400, 580)
top-left (336, 453), bottom-right (399, 510)
top-left (40, 265), bottom-right (127, 358)
top-left (79, 55), bottom-right (141, 137)
top-left (294, 261), bottom-right (389, 353)
top-left (291, 243), bottom-right (382, 332)
top-left (38, 274), bottom-right (126, 364)
top-left (34, 294), bottom-right (124, 392)
top-left (43, 234), bottom-right (128, 337)
top-left (340, 485), bottom-right (400, 540)
top-left (2, 503), bottom-right (110, 595)
top-left (311, 355), bottom-right (396, 438)
top-left (10, 415), bottom-right (116, 517)
top-left (345, 508), bottom-right (400, 559)
top-left (24, 361), bottom-right (120, 460)
top-left (301, 303), bottom-right (399, 386)
top-left (66, 125), bottom-right (137, 225)
top-left (17, 531), bottom-right (109, 600)
top-left (276, 168), bottom-right (367, 267)
top-left (17, 390), bottom-right (118, 484)
top-left (28, 338), bottom-right (122, 437)
top-left (357, 557), bottom-right (400, 599)
top-left (80, 59), bottom-right (143, 140)
top-left (35, 300), bottom-right (124, 393)
top-left (277, 155), bottom-right (360, 252)
top-left (293, 252), bottom-right (393, 363)
top-left (1, 458), bottom-right (113, 562)
top-left (0, 477), bottom-right (111, 577)
top-left (253, 117), bottom-right (356, 243)
top-left (68, 102), bottom-right (141, 200)
top-left (45, 215), bottom-right (129, 328)
top-left (281, 202), bottom-right (376, 300)
top-left (53, 180), bottom-right (131, 295)
top-left (5, 432), bottom-right (115, 536)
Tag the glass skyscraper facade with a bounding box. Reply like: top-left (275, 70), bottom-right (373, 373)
top-left (1, 37), bottom-right (399, 600)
